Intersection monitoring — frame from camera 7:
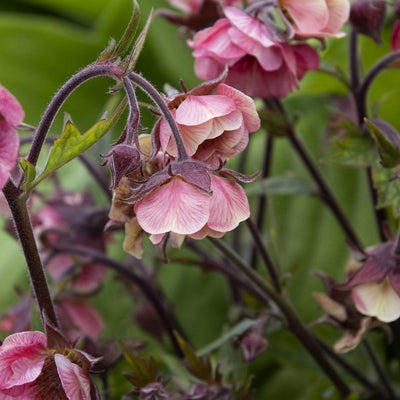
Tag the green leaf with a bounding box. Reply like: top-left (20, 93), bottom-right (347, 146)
top-left (19, 159), bottom-right (37, 188)
top-left (324, 120), bottom-right (377, 168)
top-left (120, 341), bottom-right (157, 388)
top-left (372, 164), bottom-right (400, 217)
top-left (124, 8), bottom-right (154, 72)
top-left (245, 175), bottom-right (317, 197)
top-left (175, 332), bottom-right (213, 382)
top-left (114, 0), bottom-right (140, 58)
top-left (366, 118), bottom-right (400, 168)
top-left (197, 319), bottom-right (257, 357)
top-left (27, 99), bottom-right (126, 192)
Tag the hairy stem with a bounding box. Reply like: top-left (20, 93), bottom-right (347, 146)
top-left (250, 134), bottom-right (274, 269)
top-left (26, 63), bottom-right (122, 171)
top-left (287, 129), bottom-right (363, 252)
top-left (2, 181), bottom-right (58, 327)
top-left (128, 72), bottom-right (188, 161)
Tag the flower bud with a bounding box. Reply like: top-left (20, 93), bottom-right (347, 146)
top-left (350, 0), bottom-right (386, 44)
top-left (102, 143), bottom-right (141, 189)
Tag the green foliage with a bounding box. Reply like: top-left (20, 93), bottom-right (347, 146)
top-left (175, 332), bottom-right (213, 382)
top-left (366, 118), bottom-right (400, 168)
top-left (120, 341), bottom-right (158, 388)
top-left (324, 120), bottom-right (377, 168)
top-left (372, 164), bottom-right (400, 217)
top-left (22, 100), bottom-right (126, 192)
top-left (246, 175), bottom-right (317, 197)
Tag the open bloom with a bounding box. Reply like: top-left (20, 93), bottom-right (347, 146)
top-left (0, 85), bottom-right (23, 190)
top-left (0, 331), bottom-right (98, 399)
top-left (133, 160), bottom-right (250, 241)
top-left (188, 7), bottom-right (319, 98)
top-left (158, 82), bottom-right (260, 165)
top-left (279, 0), bottom-right (350, 37)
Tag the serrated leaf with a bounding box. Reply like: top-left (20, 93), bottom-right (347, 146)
top-left (120, 341), bottom-right (157, 388)
top-left (114, 0), bottom-right (140, 58)
top-left (197, 319), bottom-right (257, 357)
top-left (175, 332), bottom-right (213, 382)
top-left (245, 175), bottom-right (317, 197)
top-left (27, 99), bottom-right (126, 191)
top-left (125, 8), bottom-right (154, 72)
top-left (372, 163), bottom-right (400, 217)
top-left (97, 0), bottom-right (140, 62)
top-left (324, 121), bottom-right (377, 168)
top-left (366, 118), bottom-right (400, 168)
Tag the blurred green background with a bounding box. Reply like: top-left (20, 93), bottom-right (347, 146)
top-left (1, 0), bottom-right (400, 398)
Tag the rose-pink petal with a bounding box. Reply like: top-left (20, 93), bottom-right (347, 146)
top-left (135, 176), bottom-right (211, 235)
top-left (392, 21), bottom-right (400, 51)
top-left (324, 0), bottom-right (350, 34)
top-left (215, 84), bottom-right (260, 132)
top-left (0, 331), bottom-right (47, 389)
top-left (207, 175), bottom-right (250, 232)
top-left (281, 0), bottom-right (329, 33)
top-left (176, 95), bottom-right (236, 126)
top-left (0, 86), bottom-right (24, 127)
top-left (0, 125), bottom-right (19, 190)
top-left (55, 354), bottom-right (91, 400)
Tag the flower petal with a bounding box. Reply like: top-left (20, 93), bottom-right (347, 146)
top-left (281, 0), bottom-right (329, 33)
top-left (0, 85), bottom-right (24, 127)
top-left (135, 176), bottom-right (211, 235)
top-left (0, 331), bottom-right (46, 389)
top-left (0, 125), bottom-right (19, 190)
top-left (207, 175), bottom-right (250, 232)
top-left (352, 279), bottom-right (400, 323)
top-left (176, 95), bottom-right (236, 126)
top-left (325, 0), bottom-right (350, 34)
top-left (55, 354), bottom-right (91, 400)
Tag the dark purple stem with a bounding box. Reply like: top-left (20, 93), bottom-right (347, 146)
top-left (52, 244), bottom-right (184, 358)
top-left (26, 63), bottom-right (122, 171)
top-left (2, 181), bottom-right (58, 327)
top-left (250, 134), bottom-right (274, 269)
top-left (246, 218), bottom-right (280, 292)
top-left (287, 129), bottom-right (363, 252)
top-left (208, 238), bottom-right (351, 398)
top-left (122, 76), bottom-right (141, 147)
top-left (128, 72), bottom-right (189, 161)
top-left (349, 31), bottom-right (393, 242)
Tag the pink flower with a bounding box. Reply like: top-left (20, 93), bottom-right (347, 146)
top-left (280, 0), bottom-right (350, 37)
top-left (0, 85), bottom-right (23, 190)
top-left (188, 7), bottom-right (319, 98)
top-left (0, 331), bottom-right (97, 399)
top-left (158, 83), bottom-right (260, 165)
top-left (133, 161), bottom-right (250, 240)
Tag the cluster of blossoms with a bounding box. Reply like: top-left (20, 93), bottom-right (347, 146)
top-left (108, 76), bottom-right (260, 257)
top-left (162, 0), bottom-right (350, 98)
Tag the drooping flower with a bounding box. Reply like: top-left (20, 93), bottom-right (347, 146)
top-left (0, 85), bottom-right (24, 190)
top-left (312, 271), bottom-right (382, 353)
top-left (0, 330), bottom-right (99, 399)
top-left (158, 81), bottom-right (260, 165)
top-left (340, 242), bottom-right (400, 323)
top-left (188, 7), bottom-right (319, 98)
top-left (279, 0), bottom-right (350, 38)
